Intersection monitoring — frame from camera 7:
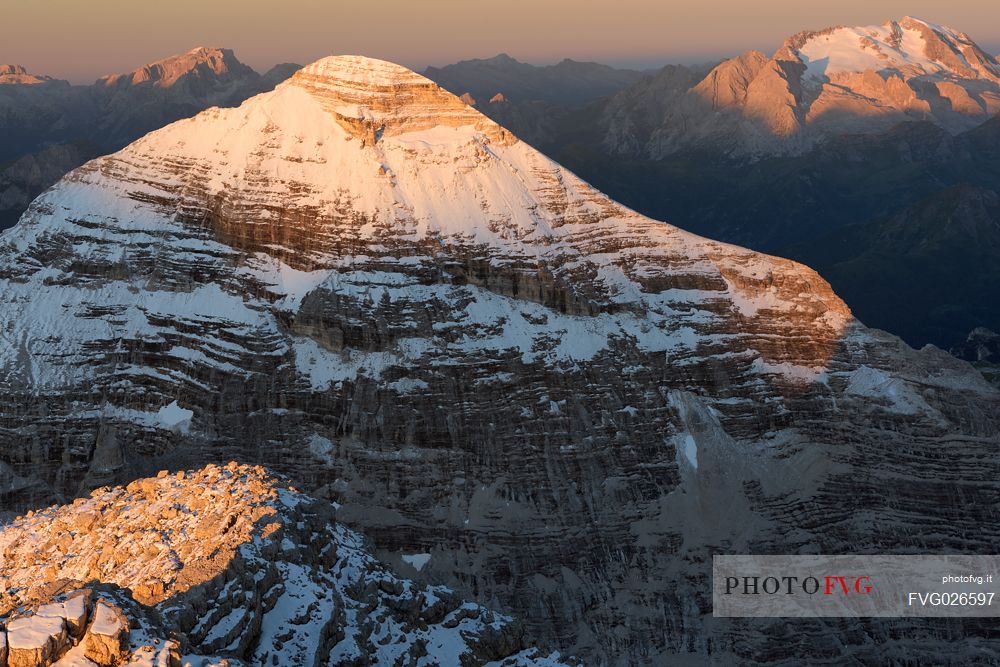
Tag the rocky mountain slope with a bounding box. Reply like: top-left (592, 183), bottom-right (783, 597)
top-left (404, 18), bottom-right (1000, 354)
top-left (0, 48), bottom-right (299, 230)
top-left (952, 328), bottom-right (1000, 387)
top-left (0, 55), bottom-right (998, 664)
top-left (0, 463), bottom-right (570, 666)
top-left (785, 183), bottom-right (1000, 349)
top-left (601, 16), bottom-right (1000, 158)
top-left (0, 142), bottom-right (104, 230)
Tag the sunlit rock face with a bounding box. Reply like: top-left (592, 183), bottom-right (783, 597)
top-left (289, 56), bottom-right (516, 146)
top-left (0, 65), bottom-right (63, 86)
top-left (97, 47), bottom-right (256, 91)
top-left (0, 55), bottom-right (998, 664)
top-left (604, 17), bottom-right (1000, 158)
top-left (0, 463), bottom-right (571, 666)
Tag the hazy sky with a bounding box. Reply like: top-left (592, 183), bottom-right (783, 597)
top-left (5, 0), bottom-right (1000, 83)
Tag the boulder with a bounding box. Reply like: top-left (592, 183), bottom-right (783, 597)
top-left (6, 614), bottom-right (68, 667)
top-left (81, 602), bottom-right (128, 667)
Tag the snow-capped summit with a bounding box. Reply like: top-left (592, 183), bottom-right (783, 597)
top-left (287, 55), bottom-right (508, 145)
top-left (604, 17), bottom-right (1000, 158)
top-left (789, 16), bottom-right (1000, 83)
top-left (298, 54), bottom-right (428, 87)
top-left (1, 55), bottom-right (997, 664)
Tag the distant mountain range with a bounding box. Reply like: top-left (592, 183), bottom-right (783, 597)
top-left (431, 18), bottom-right (1000, 162)
top-left (599, 16), bottom-right (1000, 159)
top-left (423, 53), bottom-right (647, 106)
top-left (0, 48), bottom-right (300, 228)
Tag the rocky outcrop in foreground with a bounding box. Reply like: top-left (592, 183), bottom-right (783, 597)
top-left (0, 463), bottom-right (571, 667)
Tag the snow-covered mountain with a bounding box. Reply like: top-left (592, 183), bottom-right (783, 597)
top-left (1, 55), bottom-right (998, 664)
top-left (791, 17), bottom-right (999, 82)
top-left (0, 463), bottom-right (571, 666)
top-left (603, 16), bottom-right (1000, 157)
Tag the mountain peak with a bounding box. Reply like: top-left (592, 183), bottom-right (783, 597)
top-left (895, 15), bottom-right (937, 29)
top-left (787, 17), bottom-right (1000, 82)
top-left (893, 15), bottom-right (958, 36)
top-left (295, 54), bottom-right (429, 87)
top-left (485, 52), bottom-right (519, 65)
top-left (285, 55), bottom-right (512, 144)
top-left (0, 64), bottom-right (60, 85)
top-left (98, 46), bottom-right (256, 88)
top-left (606, 18), bottom-right (1000, 158)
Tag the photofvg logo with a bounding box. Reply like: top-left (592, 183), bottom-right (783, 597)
top-left (713, 555), bottom-right (1000, 617)
top-left (723, 573), bottom-right (872, 596)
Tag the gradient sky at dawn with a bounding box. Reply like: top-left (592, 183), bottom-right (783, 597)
top-left (5, 0), bottom-right (1000, 83)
